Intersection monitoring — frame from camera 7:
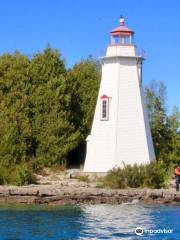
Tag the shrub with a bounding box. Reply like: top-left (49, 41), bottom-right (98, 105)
top-left (102, 162), bottom-right (167, 189)
top-left (143, 162), bottom-right (166, 188)
top-left (12, 164), bottom-right (37, 186)
top-left (77, 175), bottom-right (90, 183)
top-left (0, 163), bottom-right (36, 186)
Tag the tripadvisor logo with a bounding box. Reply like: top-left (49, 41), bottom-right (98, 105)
top-left (135, 227), bottom-right (143, 236)
top-left (135, 226), bottom-right (173, 236)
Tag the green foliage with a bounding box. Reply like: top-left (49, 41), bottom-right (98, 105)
top-left (0, 52), bottom-right (32, 165)
top-left (77, 175), bottom-right (90, 183)
top-left (102, 162), bottom-right (166, 189)
top-left (29, 47), bottom-right (82, 167)
top-left (145, 80), bottom-right (180, 167)
top-left (144, 162), bottom-right (167, 188)
top-left (0, 163), bottom-right (36, 186)
top-left (68, 58), bottom-right (100, 136)
top-left (166, 107), bottom-right (180, 165)
top-left (0, 47), bottom-right (100, 185)
top-left (12, 164), bottom-right (36, 186)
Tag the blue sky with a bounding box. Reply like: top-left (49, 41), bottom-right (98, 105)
top-left (0, 0), bottom-right (179, 110)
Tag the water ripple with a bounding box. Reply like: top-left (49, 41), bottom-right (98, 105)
top-left (0, 204), bottom-right (179, 239)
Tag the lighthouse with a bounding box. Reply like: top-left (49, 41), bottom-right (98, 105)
top-left (84, 17), bottom-right (155, 173)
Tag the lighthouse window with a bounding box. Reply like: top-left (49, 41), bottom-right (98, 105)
top-left (101, 99), bottom-right (109, 120)
top-left (114, 35), bottom-right (120, 44)
top-left (124, 36), bottom-right (130, 44)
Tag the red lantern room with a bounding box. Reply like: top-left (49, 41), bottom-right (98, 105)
top-left (110, 16), bottom-right (134, 45)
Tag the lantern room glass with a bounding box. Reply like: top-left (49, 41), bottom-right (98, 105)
top-left (111, 35), bottom-right (132, 45)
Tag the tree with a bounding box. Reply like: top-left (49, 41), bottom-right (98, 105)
top-left (29, 47), bottom-right (81, 167)
top-left (68, 58), bottom-right (100, 138)
top-left (167, 107), bottom-right (180, 165)
top-left (0, 52), bottom-right (33, 166)
top-left (0, 49), bottom-right (101, 173)
top-left (145, 80), bottom-right (180, 167)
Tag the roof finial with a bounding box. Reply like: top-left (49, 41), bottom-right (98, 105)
top-left (120, 15), bottom-right (125, 26)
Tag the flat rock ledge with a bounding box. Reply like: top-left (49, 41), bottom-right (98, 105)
top-left (0, 185), bottom-right (180, 205)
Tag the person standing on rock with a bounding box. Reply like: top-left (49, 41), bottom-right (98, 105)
top-left (175, 165), bottom-right (180, 191)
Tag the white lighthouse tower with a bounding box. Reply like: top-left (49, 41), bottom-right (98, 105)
top-left (84, 17), bottom-right (155, 173)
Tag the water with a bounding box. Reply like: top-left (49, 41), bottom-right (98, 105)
top-left (0, 203), bottom-right (179, 240)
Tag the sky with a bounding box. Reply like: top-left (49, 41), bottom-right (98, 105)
top-left (0, 0), bottom-right (179, 111)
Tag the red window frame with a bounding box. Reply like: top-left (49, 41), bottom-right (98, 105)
top-left (100, 95), bottom-right (109, 121)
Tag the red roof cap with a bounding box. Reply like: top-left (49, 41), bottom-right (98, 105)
top-left (110, 17), bottom-right (134, 36)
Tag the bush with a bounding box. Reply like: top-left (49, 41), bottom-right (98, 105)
top-left (77, 175), bottom-right (90, 183)
top-left (0, 163), bottom-right (36, 186)
top-left (102, 162), bottom-right (167, 189)
top-left (143, 162), bottom-right (166, 188)
top-left (12, 164), bottom-right (37, 186)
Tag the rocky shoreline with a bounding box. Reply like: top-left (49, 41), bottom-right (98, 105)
top-left (0, 169), bottom-right (179, 206)
top-left (0, 184), bottom-right (180, 205)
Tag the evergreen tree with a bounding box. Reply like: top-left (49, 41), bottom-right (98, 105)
top-left (68, 58), bottom-right (100, 137)
top-left (167, 107), bottom-right (180, 165)
top-left (145, 80), bottom-right (180, 167)
top-left (29, 47), bottom-right (81, 167)
top-left (0, 52), bottom-right (32, 166)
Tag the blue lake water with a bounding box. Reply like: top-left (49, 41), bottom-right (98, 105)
top-left (0, 203), bottom-right (179, 240)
